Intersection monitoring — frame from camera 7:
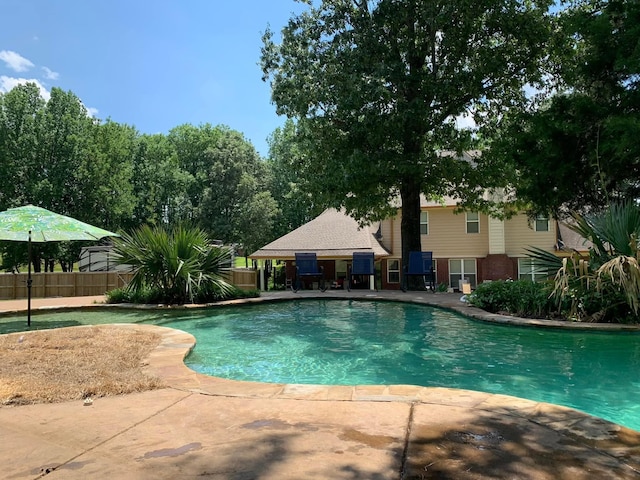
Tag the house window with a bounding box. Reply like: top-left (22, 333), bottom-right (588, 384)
top-left (449, 259), bottom-right (477, 289)
top-left (535, 215), bottom-right (549, 232)
top-left (518, 258), bottom-right (548, 282)
top-left (466, 212), bottom-right (480, 234)
top-left (387, 259), bottom-right (400, 283)
top-left (420, 211), bottom-right (428, 235)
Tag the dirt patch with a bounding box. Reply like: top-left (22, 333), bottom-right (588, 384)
top-left (339, 428), bottom-right (396, 449)
top-left (0, 325), bottom-right (165, 405)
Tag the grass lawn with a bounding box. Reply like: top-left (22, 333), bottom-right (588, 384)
top-left (234, 256), bottom-right (252, 268)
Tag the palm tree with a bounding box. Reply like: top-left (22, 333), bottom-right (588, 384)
top-left (113, 224), bottom-right (233, 304)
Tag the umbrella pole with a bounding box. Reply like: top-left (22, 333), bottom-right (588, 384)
top-left (27, 231), bottom-right (32, 327)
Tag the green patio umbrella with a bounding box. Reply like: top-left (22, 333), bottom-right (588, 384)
top-left (0, 205), bottom-right (119, 326)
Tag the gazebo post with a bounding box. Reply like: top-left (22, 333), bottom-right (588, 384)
top-left (259, 259), bottom-right (266, 291)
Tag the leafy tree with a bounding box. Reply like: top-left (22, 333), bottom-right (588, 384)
top-left (167, 123), bottom-right (224, 220)
top-left (0, 85), bottom-right (104, 272)
top-left (261, 0), bottom-right (554, 285)
top-left (235, 175), bottom-right (280, 255)
top-left (0, 82), bottom-right (44, 210)
top-left (131, 133), bottom-right (192, 229)
top-left (0, 84), bottom-right (42, 271)
top-left (29, 88), bottom-right (97, 271)
top-left (81, 120), bottom-right (137, 231)
top-left (195, 127), bottom-right (270, 244)
top-left (34, 87), bottom-right (95, 215)
top-left (266, 119), bottom-right (323, 238)
top-left (494, 0), bottom-right (640, 217)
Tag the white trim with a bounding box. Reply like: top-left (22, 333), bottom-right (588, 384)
top-left (420, 211), bottom-right (429, 235)
top-left (448, 258), bottom-right (477, 289)
top-left (534, 215), bottom-right (549, 232)
top-left (387, 258), bottom-right (400, 284)
top-left (466, 212), bottom-right (480, 234)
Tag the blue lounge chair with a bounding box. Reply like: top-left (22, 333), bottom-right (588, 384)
top-left (347, 252), bottom-right (377, 291)
top-left (402, 251), bottom-right (435, 291)
top-left (293, 253), bottom-right (327, 292)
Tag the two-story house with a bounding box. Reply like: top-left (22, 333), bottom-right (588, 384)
top-left (377, 196), bottom-right (557, 290)
top-left (251, 197), bottom-right (564, 291)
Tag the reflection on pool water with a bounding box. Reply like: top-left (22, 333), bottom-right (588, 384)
top-left (2, 299), bottom-right (639, 431)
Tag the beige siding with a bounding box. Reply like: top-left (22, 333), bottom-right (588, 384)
top-left (385, 208), bottom-right (555, 260)
top-left (505, 216), bottom-right (556, 256)
top-left (421, 207), bottom-right (489, 258)
top-left (379, 215), bottom-right (402, 256)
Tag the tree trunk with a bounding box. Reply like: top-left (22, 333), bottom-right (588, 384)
top-left (32, 253), bottom-right (41, 273)
top-left (400, 176), bottom-right (424, 290)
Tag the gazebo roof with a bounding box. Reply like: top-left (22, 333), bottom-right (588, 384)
top-left (249, 209), bottom-right (389, 260)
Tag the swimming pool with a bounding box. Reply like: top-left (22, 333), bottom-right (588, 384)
top-left (2, 299), bottom-right (639, 431)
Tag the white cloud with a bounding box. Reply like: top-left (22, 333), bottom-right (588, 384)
top-left (0, 50), bottom-right (34, 73)
top-left (0, 75), bottom-right (50, 101)
top-left (41, 66), bottom-right (59, 80)
top-left (85, 106), bottom-right (99, 117)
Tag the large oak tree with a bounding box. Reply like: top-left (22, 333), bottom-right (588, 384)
top-left (261, 0), bottom-right (554, 283)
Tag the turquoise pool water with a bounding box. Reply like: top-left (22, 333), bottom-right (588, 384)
top-left (2, 299), bottom-right (639, 431)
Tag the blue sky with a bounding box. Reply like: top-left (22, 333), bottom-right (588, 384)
top-left (1, 0), bottom-right (306, 157)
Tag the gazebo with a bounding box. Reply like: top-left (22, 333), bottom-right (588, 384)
top-left (250, 209), bottom-right (389, 290)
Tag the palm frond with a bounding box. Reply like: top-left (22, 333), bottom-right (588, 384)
top-left (525, 246), bottom-right (563, 276)
top-left (597, 256), bottom-right (640, 314)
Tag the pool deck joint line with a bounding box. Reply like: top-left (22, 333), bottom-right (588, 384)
top-left (2, 290), bottom-right (640, 479)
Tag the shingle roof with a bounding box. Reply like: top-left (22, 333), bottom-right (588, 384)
top-left (250, 209), bottom-right (390, 260)
top-left (558, 222), bottom-right (593, 253)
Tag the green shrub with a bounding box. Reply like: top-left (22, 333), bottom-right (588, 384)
top-left (468, 280), bottom-right (553, 318)
top-left (470, 278), bottom-right (638, 323)
top-left (554, 278), bottom-right (637, 323)
top-left (105, 287), bottom-right (164, 304)
top-left (105, 288), bottom-right (128, 304)
top-left (107, 285), bottom-right (260, 304)
top-left (193, 285), bottom-right (261, 303)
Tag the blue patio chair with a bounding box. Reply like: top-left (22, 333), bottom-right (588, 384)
top-left (347, 252), bottom-right (377, 291)
top-left (293, 253), bottom-right (327, 292)
top-left (402, 251), bottom-right (435, 292)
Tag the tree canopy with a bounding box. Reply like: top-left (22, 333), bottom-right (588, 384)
top-left (0, 83), bottom-right (279, 271)
top-left (261, 0), bottom-right (555, 277)
top-left (493, 0), bottom-right (640, 217)
top-left (266, 119), bottom-right (323, 239)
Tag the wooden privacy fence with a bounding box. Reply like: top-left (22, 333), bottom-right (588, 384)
top-left (230, 268), bottom-right (258, 291)
top-left (0, 269), bottom-right (257, 300)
